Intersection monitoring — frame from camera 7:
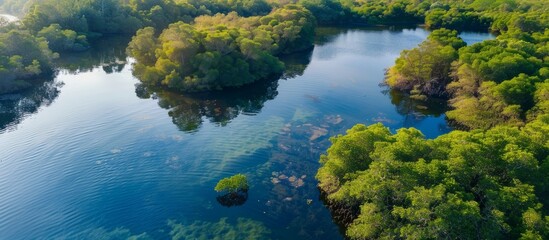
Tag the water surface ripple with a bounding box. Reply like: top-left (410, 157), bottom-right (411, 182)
top-left (0, 27), bottom-right (493, 239)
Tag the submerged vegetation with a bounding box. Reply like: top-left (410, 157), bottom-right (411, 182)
top-left (169, 217), bottom-right (271, 240)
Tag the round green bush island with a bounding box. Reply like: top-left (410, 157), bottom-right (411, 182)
top-left (215, 174), bottom-right (249, 193)
top-left (127, 4), bottom-right (316, 92)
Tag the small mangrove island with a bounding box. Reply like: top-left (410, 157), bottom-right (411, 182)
top-left (215, 174), bottom-right (250, 207)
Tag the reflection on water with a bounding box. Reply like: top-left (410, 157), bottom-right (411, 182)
top-left (135, 49), bottom-right (313, 133)
top-left (0, 78), bottom-right (61, 133)
top-left (316, 26), bottom-right (420, 46)
top-left (135, 79), bottom-right (279, 132)
top-left (0, 36), bottom-right (130, 133)
top-left (216, 190), bottom-right (249, 207)
top-left (280, 49), bottom-right (313, 80)
top-left (314, 26), bottom-right (424, 61)
top-left (55, 35), bottom-right (130, 74)
top-left (383, 87), bottom-right (450, 129)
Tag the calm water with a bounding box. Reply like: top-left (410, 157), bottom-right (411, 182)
top-left (0, 27), bottom-right (492, 239)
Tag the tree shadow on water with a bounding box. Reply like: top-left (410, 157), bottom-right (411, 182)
top-left (133, 46), bottom-right (314, 133)
top-left (55, 35), bottom-right (130, 74)
top-left (0, 76), bottom-right (61, 133)
top-left (382, 87), bottom-right (449, 126)
top-left (216, 190), bottom-right (248, 207)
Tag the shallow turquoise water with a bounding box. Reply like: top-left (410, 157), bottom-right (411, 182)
top-left (0, 27), bottom-right (492, 239)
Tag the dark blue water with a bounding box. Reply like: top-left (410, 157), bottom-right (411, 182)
top-left (0, 27), bottom-right (493, 239)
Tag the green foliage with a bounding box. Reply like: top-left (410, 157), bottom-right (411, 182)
top-left (317, 124), bottom-right (392, 194)
top-left (126, 27), bottom-right (157, 66)
top-left (425, 7), bottom-right (491, 31)
top-left (214, 174), bottom-right (249, 193)
top-left (342, 0), bottom-right (423, 25)
top-left (9, 0), bottom-right (549, 37)
top-left (290, 0), bottom-right (549, 32)
top-left (22, 0), bottom-right (144, 35)
top-left (447, 79), bottom-right (524, 130)
top-left (427, 28), bottom-right (466, 50)
top-left (458, 38), bottom-right (542, 83)
top-left (497, 74), bottom-right (540, 111)
top-left (0, 29), bottom-right (57, 94)
top-left (381, 0), bottom-right (548, 129)
top-left (297, 0), bottom-right (346, 24)
top-left (446, 31), bottom-right (548, 129)
top-left (386, 28), bottom-right (462, 97)
top-left (317, 119), bottom-right (549, 239)
top-left (128, 5), bottom-right (315, 92)
top-left (528, 81), bottom-right (549, 120)
top-left (185, 0), bottom-right (272, 17)
top-left (37, 24), bottom-right (89, 52)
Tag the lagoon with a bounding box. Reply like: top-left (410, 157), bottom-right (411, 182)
top-left (0, 27), bottom-right (492, 239)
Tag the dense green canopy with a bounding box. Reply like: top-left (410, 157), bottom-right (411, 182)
top-left (0, 28), bottom-right (57, 94)
top-left (215, 174), bottom-right (249, 193)
top-left (127, 4), bottom-right (315, 92)
top-left (317, 117), bottom-right (549, 239)
top-left (446, 33), bottom-right (547, 129)
top-left (385, 0), bottom-right (548, 130)
top-left (2, 1), bottom-right (549, 238)
top-left (386, 28), bottom-right (464, 98)
top-left (3, 0), bottom-right (546, 95)
top-left (331, 3), bottom-right (549, 237)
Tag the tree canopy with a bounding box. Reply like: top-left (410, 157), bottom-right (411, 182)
top-left (317, 117), bottom-right (549, 239)
top-left (3, 1), bottom-right (549, 238)
top-left (385, 0), bottom-right (548, 130)
top-left (386, 28), bottom-right (463, 98)
top-left (0, 28), bottom-right (57, 94)
top-left (312, 1), bottom-right (549, 239)
top-left (127, 4), bottom-right (315, 92)
top-left (215, 174), bottom-right (249, 193)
